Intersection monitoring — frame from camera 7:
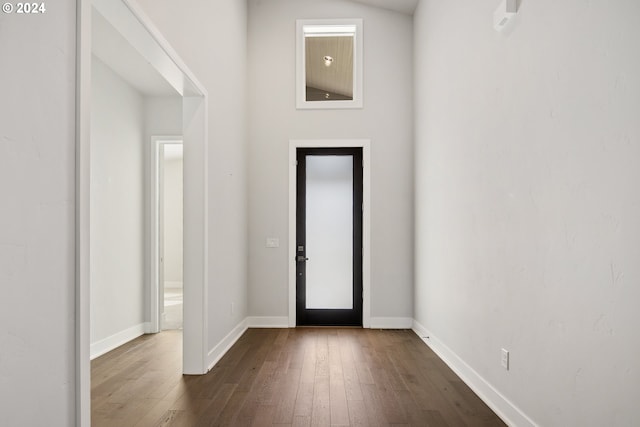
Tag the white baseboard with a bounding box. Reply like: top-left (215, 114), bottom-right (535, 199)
top-left (206, 316), bottom-right (288, 372)
top-left (243, 316), bottom-right (412, 329)
top-left (247, 316), bottom-right (290, 328)
top-left (369, 317), bottom-right (413, 329)
top-left (412, 320), bottom-right (536, 427)
top-left (90, 322), bottom-right (149, 360)
top-left (207, 318), bottom-right (248, 371)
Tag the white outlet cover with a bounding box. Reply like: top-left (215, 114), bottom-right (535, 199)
top-left (266, 237), bottom-right (279, 248)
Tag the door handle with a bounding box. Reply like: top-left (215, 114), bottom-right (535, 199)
top-left (296, 255), bottom-right (309, 262)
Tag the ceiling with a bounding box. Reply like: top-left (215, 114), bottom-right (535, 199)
top-left (92, 8), bottom-right (179, 97)
top-left (91, 0), bottom-right (418, 99)
top-left (305, 35), bottom-right (354, 98)
top-left (346, 0), bottom-right (419, 15)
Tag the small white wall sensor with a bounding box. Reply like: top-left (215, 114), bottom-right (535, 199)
top-left (494, 0), bottom-right (517, 32)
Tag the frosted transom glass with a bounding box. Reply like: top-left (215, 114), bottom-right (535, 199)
top-left (305, 155), bottom-right (353, 309)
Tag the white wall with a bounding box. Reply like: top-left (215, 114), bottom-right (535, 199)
top-left (163, 154), bottom-right (184, 287)
top-left (0, 1), bottom-right (77, 424)
top-left (414, 0), bottom-right (640, 425)
top-left (90, 56), bottom-right (146, 348)
top-left (145, 97), bottom-right (182, 139)
top-left (135, 0), bottom-right (249, 350)
top-left (247, 0), bottom-right (414, 323)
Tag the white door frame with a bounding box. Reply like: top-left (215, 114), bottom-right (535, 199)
top-left (288, 139), bottom-right (371, 328)
top-left (76, 1), bottom-right (209, 424)
top-left (150, 137), bottom-right (183, 333)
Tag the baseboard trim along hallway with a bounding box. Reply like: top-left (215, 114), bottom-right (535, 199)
top-left (90, 322), bottom-right (150, 360)
top-left (369, 316), bottom-right (414, 329)
top-left (207, 319), bottom-right (249, 371)
top-left (246, 316), bottom-right (290, 328)
top-left (412, 320), bottom-right (537, 427)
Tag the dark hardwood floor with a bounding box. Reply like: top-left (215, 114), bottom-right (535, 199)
top-left (91, 328), bottom-right (506, 426)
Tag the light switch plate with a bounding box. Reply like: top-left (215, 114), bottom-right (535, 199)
top-left (501, 348), bottom-right (509, 370)
top-left (266, 237), bottom-right (279, 248)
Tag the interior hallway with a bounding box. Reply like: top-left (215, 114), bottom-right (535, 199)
top-left (91, 329), bottom-right (505, 426)
top-left (163, 288), bottom-right (183, 331)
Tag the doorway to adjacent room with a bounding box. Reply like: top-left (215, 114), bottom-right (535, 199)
top-left (154, 139), bottom-right (184, 331)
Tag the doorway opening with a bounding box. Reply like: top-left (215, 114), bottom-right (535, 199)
top-left (153, 139), bottom-right (184, 331)
top-left (78, 1), bottom-right (209, 423)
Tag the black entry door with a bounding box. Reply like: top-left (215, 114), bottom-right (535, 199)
top-left (296, 147), bottom-right (363, 326)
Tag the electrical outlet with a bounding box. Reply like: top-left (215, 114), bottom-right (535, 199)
top-left (266, 237), bottom-right (279, 248)
top-left (501, 348), bottom-right (509, 370)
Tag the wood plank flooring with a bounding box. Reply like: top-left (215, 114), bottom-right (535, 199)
top-left (91, 328), bottom-right (506, 427)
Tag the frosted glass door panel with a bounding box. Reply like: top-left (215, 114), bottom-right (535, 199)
top-left (305, 155), bottom-right (353, 309)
